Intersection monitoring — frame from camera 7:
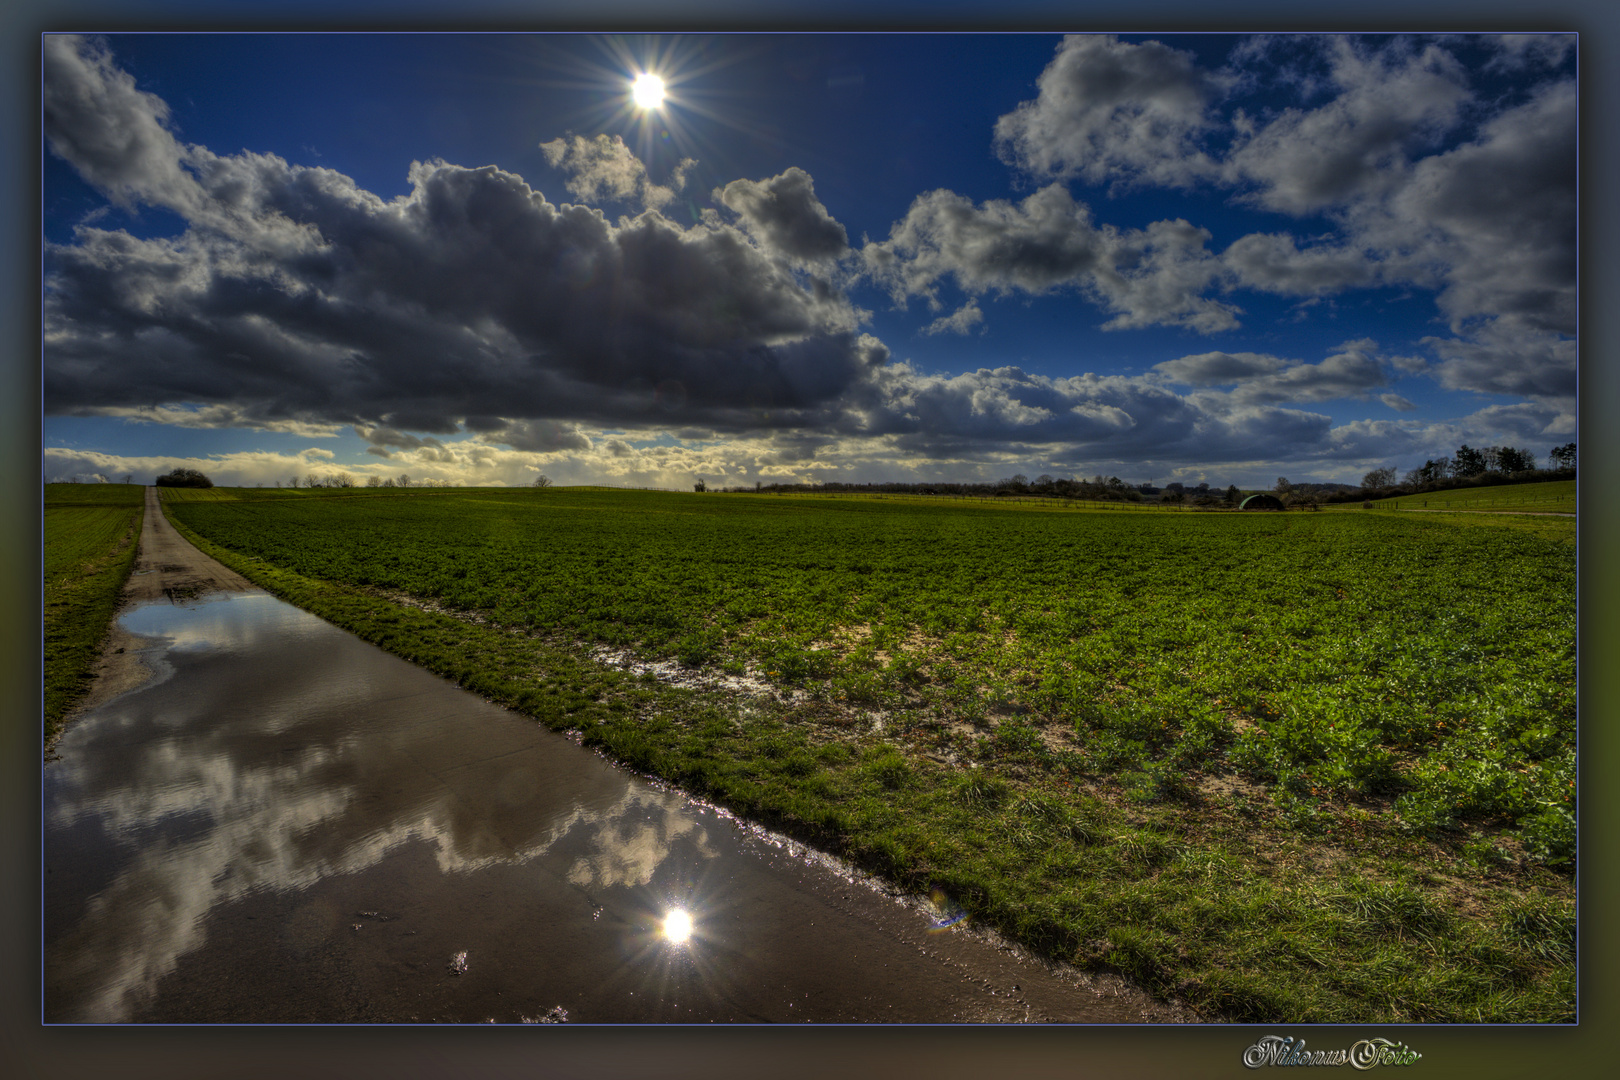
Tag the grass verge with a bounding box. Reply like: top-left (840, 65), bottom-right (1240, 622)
top-left (43, 484), bottom-right (145, 746)
top-left (164, 500), bottom-right (1575, 1024)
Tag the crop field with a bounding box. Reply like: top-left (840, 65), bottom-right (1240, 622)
top-left (1371, 479), bottom-right (1576, 514)
top-left (165, 486), bottom-right (1577, 1022)
top-left (44, 484), bottom-right (144, 743)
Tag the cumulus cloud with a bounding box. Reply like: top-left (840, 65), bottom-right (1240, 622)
top-left (41, 34), bottom-right (1576, 488)
top-left (44, 36), bottom-right (889, 441)
top-left (59, 403), bottom-right (342, 438)
top-left (921, 300), bottom-right (984, 336)
top-left (862, 185), bottom-right (1238, 333)
top-left (993, 35), bottom-right (1225, 189)
top-left (716, 167), bottom-right (850, 264)
top-left (1223, 38), bottom-right (1471, 216)
top-left (42, 34), bottom-right (195, 212)
top-left (1422, 317), bottom-right (1576, 400)
top-left (1155, 339), bottom-right (1391, 406)
top-left (539, 133), bottom-right (694, 211)
top-left (989, 33), bottom-right (1575, 398)
top-left (1221, 232), bottom-right (1379, 296)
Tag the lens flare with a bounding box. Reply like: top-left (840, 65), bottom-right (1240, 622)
top-left (632, 72), bottom-right (666, 109)
top-left (926, 888), bottom-right (968, 933)
top-left (663, 908), bottom-right (693, 943)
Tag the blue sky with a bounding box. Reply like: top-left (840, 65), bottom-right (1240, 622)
top-left (42, 32), bottom-right (1576, 488)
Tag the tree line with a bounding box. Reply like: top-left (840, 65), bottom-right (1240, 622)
top-left (1344, 442), bottom-right (1574, 503)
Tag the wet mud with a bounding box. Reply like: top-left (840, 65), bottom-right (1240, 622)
top-left (44, 498), bottom-right (1193, 1024)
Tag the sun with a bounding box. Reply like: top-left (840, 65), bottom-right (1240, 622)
top-left (663, 908), bottom-right (693, 943)
top-left (631, 72), bottom-right (666, 110)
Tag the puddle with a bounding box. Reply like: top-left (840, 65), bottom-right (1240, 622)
top-left (44, 592), bottom-right (1188, 1024)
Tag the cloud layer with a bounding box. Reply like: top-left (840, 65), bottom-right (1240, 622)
top-left (42, 34), bottom-right (1576, 487)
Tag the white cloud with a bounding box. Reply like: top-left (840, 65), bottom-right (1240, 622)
top-left (862, 185), bottom-right (1237, 333)
top-left (921, 300), bottom-right (984, 336)
top-left (993, 35), bottom-right (1225, 190)
top-left (539, 133), bottom-right (694, 212)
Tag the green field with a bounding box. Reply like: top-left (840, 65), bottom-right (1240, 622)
top-left (44, 484), bottom-right (145, 745)
top-left (165, 485), bottom-right (1576, 1022)
top-left (1372, 479), bottom-right (1576, 514)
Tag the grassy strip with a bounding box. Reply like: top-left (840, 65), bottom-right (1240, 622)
top-left (164, 501), bottom-right (1574, 1024)
top-left (1371, 479), bottom-right (1576, 513)
top-left (43, 485), bottom-right (145, 745)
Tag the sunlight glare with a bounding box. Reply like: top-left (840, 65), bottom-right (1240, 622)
top-left (663, 908), bottom-right (693, 943)
top-left (632, 73), bottom-right (666, 110)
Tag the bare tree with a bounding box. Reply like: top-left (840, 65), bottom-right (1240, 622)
top-left (533, 474), bottom-right (552, 488)
top-left (367, 475), bottom-right (382, 487)
top-left (122, 473), bottom-right (132, 485)
top-left (304, 473), bottom-right (321, 488)
top-left (398, 473), bottom-right (411, 488)
top-left (1361, 466), bottom-right (1397, 490)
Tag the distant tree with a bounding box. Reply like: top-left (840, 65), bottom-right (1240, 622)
top-left (1285, 488), bottom-right (1321, 511)
top-left (382, 477), bottom-right (395, 487)
top-left (533, 474), bottom-right (552, 488)
top-left (155, 467), bottom-right (213, 488)
top-left (1225, 484), bottom-right (1241, 504)
top-left (304, 472), bottom-right (321, 488)
top-left (1361, 466), bottom-right (1397, 490)
top-left (1035, 474), bottom-right (1055, 490)
top-left (1195, 481), bottom-right (1210, 494)
top-left (367, 475), bottom-right (382, 487)
top-left (122, 473), bottom-right (132, 485)
top-left (288, 475), bottom-right (300, 488)
top-left (397, 473), bottom-right (411, 488)
top-left (1165, 482), bottom-right (1185, 494)
top-left (1404, 457), bottom-right (1452, 488)
top-left (1496, 446), bottom-right (1535, 473)
top-left (1454, 445), bottom-right (1485, 478)
top-left (1549, 442), bottom-right (1576, 470)
top-left (693, 478), bottom-right (707, 492)
top-left (1275, 477), bottom-right (1292, 494)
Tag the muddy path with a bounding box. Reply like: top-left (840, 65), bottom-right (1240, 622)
top-left (57, 487), bottom-right (258, 729)
top-left (44, 495), bottom-right (1195, 1024)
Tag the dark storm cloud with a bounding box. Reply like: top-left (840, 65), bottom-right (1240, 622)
top-left (716, 167), bottom-right (850, 265)
top-left (43, 37), bottom-right (884, 438)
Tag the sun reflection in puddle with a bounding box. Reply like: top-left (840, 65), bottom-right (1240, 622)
top-left (925, 887), bottom-right (968, 933)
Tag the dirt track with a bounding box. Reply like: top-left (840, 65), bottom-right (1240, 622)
top-left (64, 487), bottom-right (259, 724)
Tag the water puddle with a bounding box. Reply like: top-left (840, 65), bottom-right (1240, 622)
top-left (44, 592), bottom-right (1185, 1024)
